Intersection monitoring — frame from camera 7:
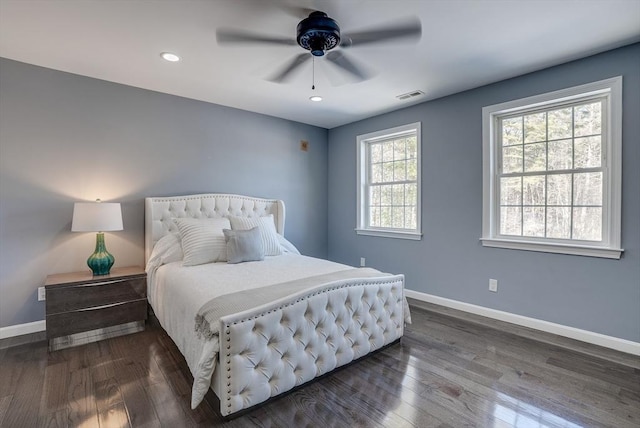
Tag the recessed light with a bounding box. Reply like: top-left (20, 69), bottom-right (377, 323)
top-left (309, 96), bottom-right (323, 102)
top-left (160, 52), bottom-right (181, 62)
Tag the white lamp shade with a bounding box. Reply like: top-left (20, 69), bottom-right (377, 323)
top-left (71, 202), bottom-right (123, 232)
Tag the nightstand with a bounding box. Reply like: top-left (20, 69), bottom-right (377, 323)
top-left (45, 266), bottom-right (147, 351)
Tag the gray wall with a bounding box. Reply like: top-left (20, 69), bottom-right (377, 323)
top-left (0, 58), bottom-right (328, 328)
top-left (327, 44), bottom-right (640, 342)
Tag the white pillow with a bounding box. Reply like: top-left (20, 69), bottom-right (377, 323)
top-left (174, 217), bottom-right (231, 266)
top-left (147, 233), bottom-right (183, 270)
top-left (277, 234), bottom-right (300, 255)
top-left (228, 214), bottom-right (283, 256)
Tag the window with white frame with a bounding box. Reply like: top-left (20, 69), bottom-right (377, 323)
top-left (481, 77), bottom-right (623, 258)
top-left (357, 122), bottom-right (422, 240)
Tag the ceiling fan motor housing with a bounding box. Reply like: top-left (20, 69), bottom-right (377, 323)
top-left (297, 11), bottom-right (340, 57)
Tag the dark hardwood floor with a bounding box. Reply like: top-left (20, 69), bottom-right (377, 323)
top-left (0, 303), bottom-right (638, 427)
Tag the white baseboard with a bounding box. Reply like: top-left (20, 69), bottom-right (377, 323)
top-left (0, 320), bottom-right (46, 340)
top-left (405, 289), bottom-right (640, 356)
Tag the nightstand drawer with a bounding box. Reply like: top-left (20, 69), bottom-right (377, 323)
top-left (46, 299), bottom-right (147, 338)
top-left (44, 266), bottom-right (148, 349)
top-left (46, 277), bottom-right (146, 314)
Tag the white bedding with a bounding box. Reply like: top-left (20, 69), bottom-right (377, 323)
top-left (149, 254), bottom-right (355, 407)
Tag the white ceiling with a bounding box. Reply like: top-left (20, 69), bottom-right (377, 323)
top-left (1, 0), bottom-right (639, 129)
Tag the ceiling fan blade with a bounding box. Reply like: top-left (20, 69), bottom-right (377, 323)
top-left (325, 51), bottom-right (371, 81)
top-left (216, 28), bottom-right (296, 46)
top-left (261, 0), bottom-right (316, 18)
top-left (267, 53), bottom-right (311, 83)
top-left (280, 5), bottom-right (317, 18)
top-left (340, 17), bottom-right (422, 48)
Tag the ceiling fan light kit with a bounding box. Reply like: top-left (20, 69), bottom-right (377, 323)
top-left (296, 11), bottom-right (340, 57)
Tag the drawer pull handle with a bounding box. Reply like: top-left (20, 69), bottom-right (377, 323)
top-left (72, 280), bottom-right (123, 287)
top-left (77, 302), bottom-right (130, 311)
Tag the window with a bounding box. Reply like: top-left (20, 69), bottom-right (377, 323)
top-left (357, 122), bottom-right (422, 240)
top-left (482, 77), bottom-right (622, 258)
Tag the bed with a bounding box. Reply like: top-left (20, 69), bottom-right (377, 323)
top-left (145, 193), bottom-right (409, 417)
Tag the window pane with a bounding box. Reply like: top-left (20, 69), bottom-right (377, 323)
top-left (382, 142), bottom-right (393, 162)
top-left (548, 139), bottom-right (572, 170)
top-left (500, 177), bottom-right (522, 205)
top-left (523, 175), bottom-right (545, 206)
top-left (406, 159), bottom-right (417, 181)
top-left (547, 174), bottom-right (572, 205)
top-left (380, 206), bottom-right (392, 228)
top-left (405, 183), bottom-right (417, 205)
top-left (392, 184), bottom-right (405, 206)
top-left (500, 207), bottom-right (521, 235)
top-left (370, 186), bottom-right (381, 206)
top-left (573, 172), bottom-right (602, 206)
top-left (502, 117), bottom-right (523, 146)
top-left (405, 207), bottom-right (417, 230)
top-left (523, 207), bottom-right (545, 237)
top-left (369, 207), bottom-right (380, 227)
top-left (524, 142), bottom-right (546, 172)
top-left (370, 144), bottom-right (382, 163)
top-left (392, 207), bottom-right (404, 228)
top-left (573, 207), bottom-right (602, 241)
top-left (524, 113), bottom-right (546, 143)
top-left (574, 102), bottom-right (601, 137)
top-left (393, 139), bottom-right (406, 160)
top-left (393, 161), bottom-right (406, 181)
top-left (548, 107), bottom-right (572, 140)
top-left (381, 185), bottom-right (392, 206)
top-left (502, 146), bottom-right (523, 173)
top-left (547, 207), bottom-right (571, 239)
top-left (574, 136), bottom-right (601, 169)
top-left (371, 163), bottom-right (383, 183)
top-left (383, 162), bottom-right (393, 182)
top-left (406, 137), bottom-right (417, 159)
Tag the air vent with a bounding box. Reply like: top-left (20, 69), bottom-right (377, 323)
top-left (396, 90), bottom-right (424, 100)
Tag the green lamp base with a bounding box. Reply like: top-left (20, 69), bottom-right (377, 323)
top-left (88, 232), bottom-right (115, 276)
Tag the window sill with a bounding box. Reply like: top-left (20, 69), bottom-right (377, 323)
top-left (480, 238), bottom-right (623, 259)
top-left (356, 228), bottom-right (422, 240)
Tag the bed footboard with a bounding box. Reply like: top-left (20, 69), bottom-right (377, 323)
top-left (217, 275), bottom-right (405, 416)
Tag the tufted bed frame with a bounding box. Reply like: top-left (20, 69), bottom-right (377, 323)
top-left (145, 193), bottom-right (406, 417)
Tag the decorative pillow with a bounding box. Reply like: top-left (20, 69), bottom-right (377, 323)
top-left (174, 217), bottom-right (231, 266)
top-left (228, 214), bottom-right (283, 256)
top-left (223, 227), bottom-right (265, 264)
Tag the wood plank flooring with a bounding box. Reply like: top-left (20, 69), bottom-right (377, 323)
top-left (0, 303), bottom-right (638, 427)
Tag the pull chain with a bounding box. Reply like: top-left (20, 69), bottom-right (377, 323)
top-left (312, 56), bottom-right (315, 90)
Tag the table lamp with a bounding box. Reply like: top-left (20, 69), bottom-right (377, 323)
top-left (71, 199), bottom-right (123, 276)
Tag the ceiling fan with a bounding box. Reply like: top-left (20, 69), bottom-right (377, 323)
top-left (216, 10), bottom-right (421, 85)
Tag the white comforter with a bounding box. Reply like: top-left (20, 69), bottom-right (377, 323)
top-left (149, 254), bottom-right (355, 407)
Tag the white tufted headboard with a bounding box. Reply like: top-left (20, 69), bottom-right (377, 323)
top-left (144, 194), bottom-right (285, 264)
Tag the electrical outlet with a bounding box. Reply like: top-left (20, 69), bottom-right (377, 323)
top-left (38, 286), bottom-right (46, 301)
top-left (489, 279), bottom-right (498, 292)
top-left (360, 257), bottom-right (366, 267)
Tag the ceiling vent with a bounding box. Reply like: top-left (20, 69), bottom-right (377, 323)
top-left (396, 90), bottom-right (424, 100)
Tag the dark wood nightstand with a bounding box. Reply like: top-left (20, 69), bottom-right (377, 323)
top-left (45, 266), bottom-right (147, 351)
